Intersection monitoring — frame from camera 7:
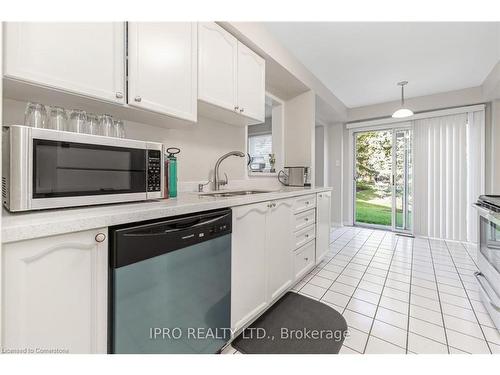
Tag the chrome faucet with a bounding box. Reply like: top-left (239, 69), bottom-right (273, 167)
top-left (214, 151), bottom-right (246, 191)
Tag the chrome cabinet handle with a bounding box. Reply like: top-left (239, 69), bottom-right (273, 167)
top-left (240, 108), bottom-right (244, 113)
top-left (115, 92), bottom-right (123, 99)
top-left (234, 106), bottom-right (239, 111)
top-left (95, 233), bottom-right (106, 243)
top-left (305, 217), bottom-right (309, 221)
top-left (134, 96), bottom-right (142, 102)
top-left (305, 234), bottom-right (309, 238)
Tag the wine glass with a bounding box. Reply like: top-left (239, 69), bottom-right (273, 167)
top-left (69, 110), bottom-right (88, 133)
top-left (48, 106), bottom-right (68, 131)
top-left (24, 102), bottom-right (48, 128)
top-left (113, 119), bottom-right (126, 138)
top-left (98, 114), bottom-right (114, 136)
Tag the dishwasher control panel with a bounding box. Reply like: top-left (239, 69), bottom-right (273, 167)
top-left (111, 208), bottom-right (232, 268)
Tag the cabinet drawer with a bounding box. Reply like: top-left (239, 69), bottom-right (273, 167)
top-left (294, 224), bottom-right (315, 249)
top-left (294, 240), bottom-right (315, 280)
top-left (293, 194), bottom-right (316, 213)
top-left (293, 209), bottom-right (316, 232)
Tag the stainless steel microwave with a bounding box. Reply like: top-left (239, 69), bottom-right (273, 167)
top-left (2, 125), bottom-right (164, 212)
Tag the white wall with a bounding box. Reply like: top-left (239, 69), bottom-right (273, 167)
top-left (284, 90), bottom-right (316, 182)
top-left (314, 126), bottom-right (325, 186)
top-left (483, 61), bottom-right (500, 100)
top-left (488, 99), bottom-right (500, 193)
top-left (2, 98), bottom-right (247, 184)
top-left (327, 123), bottom-right (344, 226)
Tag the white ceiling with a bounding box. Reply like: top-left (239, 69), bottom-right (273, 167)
top-left (264, 22), bottom-right (500, 108)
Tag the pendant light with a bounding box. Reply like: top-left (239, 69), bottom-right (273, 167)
top-left (392, 81), bottom-right (414, 118)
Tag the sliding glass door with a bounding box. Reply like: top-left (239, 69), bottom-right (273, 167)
top-left (354, 127), bottom-right (413, 233)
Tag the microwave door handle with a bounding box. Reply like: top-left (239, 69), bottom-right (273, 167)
top-left (474, 272), bottom-right (500, 312)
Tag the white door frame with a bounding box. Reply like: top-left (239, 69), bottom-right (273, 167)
top-left (391, 128), bottom-right (413, 234)
top-left (348, 122), bottom-right (412, 230)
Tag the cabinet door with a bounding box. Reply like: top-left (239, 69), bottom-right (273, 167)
top-left (316, 192), bottom-right (332, 264)
top-left (2, 229), bottom-right (108, 353)
top-left (198, 22), bottom-right (238, 111)
top-left (267, 199), bottom-right (294, 302)
top-left (4, 22), bottom-right (125, 103)
top-left (128, 22), bottom-right (197, 122)
top-left (231, 202), bottom-right (268, 332)
top-left (237, 42), bottom-right (265, 122)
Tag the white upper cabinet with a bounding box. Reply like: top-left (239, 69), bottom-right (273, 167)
top-left (237, 42), bottom-right (265, 122)
top-left (1, 228), bottom-right (108, 354)
top-left (3, 22), bottom-right (125, 104)
top-left (128, 23), bottom-right (197, 122)
top-left (316, 191), bottom-right (332, 264)
top-left (198, 22), bottom-right (238, 111)
top-left (198, 22), bottom-right (265, 124)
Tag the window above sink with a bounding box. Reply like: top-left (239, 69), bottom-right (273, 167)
top-left (246, 93), bottom-right (284, 177)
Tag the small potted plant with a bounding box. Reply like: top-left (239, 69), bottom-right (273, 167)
top-left (269, 153), bottom-right (276, 173)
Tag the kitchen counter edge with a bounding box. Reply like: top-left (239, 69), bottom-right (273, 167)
top-left (2, 187), bottom-right (332, 244)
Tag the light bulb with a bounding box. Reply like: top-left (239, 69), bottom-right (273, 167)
top-left (392, 108), bottom-right (414, 118)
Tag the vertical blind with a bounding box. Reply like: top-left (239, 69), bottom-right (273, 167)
top-left (413, 111), bottom-right (484, 242)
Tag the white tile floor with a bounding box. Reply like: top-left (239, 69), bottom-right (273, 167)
top-left (223, 226), bottom-right (500, 354)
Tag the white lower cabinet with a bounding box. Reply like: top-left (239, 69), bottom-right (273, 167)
top-left (231, 202), bottom-right (269, 332)
top-left (266, 199), bottom-right (294, 302)
top-left (231, 198), bottom-right (293, 332)
top-left (1, 228), bottom-right (108, 354)
top-left (293, 240), bottom-right (316, 280)
top-left (315, 191), bottom-right (332, 264)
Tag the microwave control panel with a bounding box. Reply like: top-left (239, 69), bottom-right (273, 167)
top-left (147, 150), bottom-right (162, 192)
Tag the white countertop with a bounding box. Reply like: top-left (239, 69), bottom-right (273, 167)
top-left (2, 187), bottom-right (332, 244)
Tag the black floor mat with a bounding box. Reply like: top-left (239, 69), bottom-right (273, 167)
top-left (231, 292), bottom-right (348, 354)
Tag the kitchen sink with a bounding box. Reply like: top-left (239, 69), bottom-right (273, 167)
top-left (199, 190), bottom-right (273, 198)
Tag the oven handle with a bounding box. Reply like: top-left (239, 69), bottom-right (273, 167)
top-left (473, 203), bottom-right (492, 218)
top-left (474, 271), bottom-right (500, 312)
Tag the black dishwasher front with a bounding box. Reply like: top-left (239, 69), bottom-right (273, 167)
top-left (109, 208), bottom-right (232, 354)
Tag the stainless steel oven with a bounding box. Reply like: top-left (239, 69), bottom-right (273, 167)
top-left (474, 196), bottom-right (500, 330)
top-left (2, 125), bottom-right (164, 212)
